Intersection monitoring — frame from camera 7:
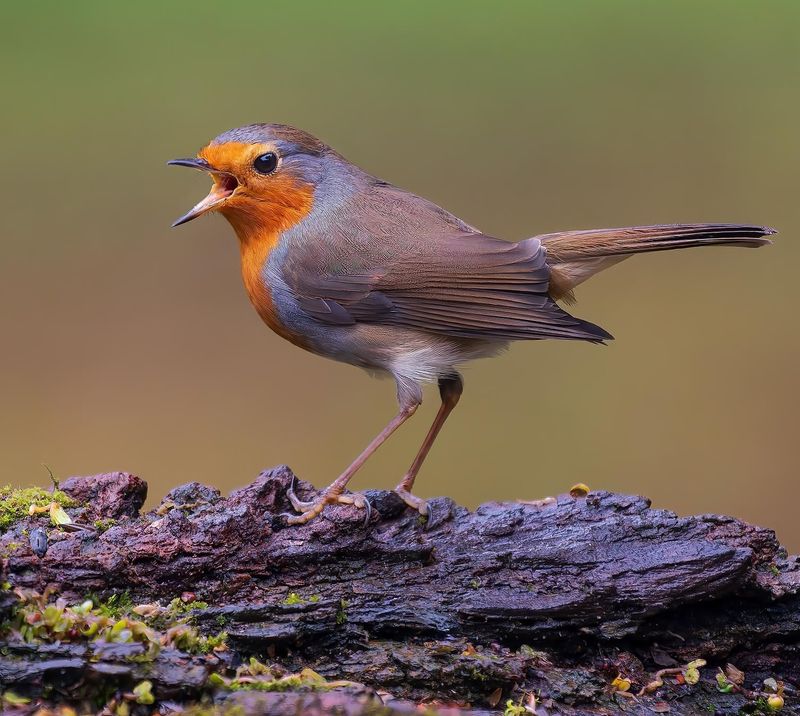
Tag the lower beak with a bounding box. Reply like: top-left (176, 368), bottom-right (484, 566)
top-left (168, 158), bottom-right (238, 227)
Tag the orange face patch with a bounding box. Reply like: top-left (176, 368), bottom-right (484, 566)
top-left (198, 141), bottom-right (253, 172)
top-left (197, 141), bottom-right (315, 348)
top-left (198, 141), bottom-right (315, 238)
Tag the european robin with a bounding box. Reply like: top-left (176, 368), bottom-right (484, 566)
top-left (169, 124), bottom-right (774, 525)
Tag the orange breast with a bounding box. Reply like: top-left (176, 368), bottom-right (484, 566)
top-left (220, 175), bottom-right (315, 350)
top-left (238, 234), bottom-right (308, 349)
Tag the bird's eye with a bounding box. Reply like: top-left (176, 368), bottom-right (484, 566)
top-left (253, 152), bottom-right (278, 174)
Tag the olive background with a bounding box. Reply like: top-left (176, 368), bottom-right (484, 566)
top-left (2, 2), bottom-right (798, 547)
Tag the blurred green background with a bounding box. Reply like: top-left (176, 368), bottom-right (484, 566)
top-left (2, 2), bottom-right (798, 547)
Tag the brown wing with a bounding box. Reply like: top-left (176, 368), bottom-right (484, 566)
top-left (284, 185), bottom-right (611, 342)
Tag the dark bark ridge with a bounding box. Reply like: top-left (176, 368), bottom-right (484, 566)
top-left (1, 466), bottom-right (799, 715)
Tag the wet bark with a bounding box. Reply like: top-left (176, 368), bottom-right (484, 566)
top-left (1, 466), bottom-right (799, 715)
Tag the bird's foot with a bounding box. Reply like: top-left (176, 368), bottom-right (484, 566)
top-left (283, 476), bottom-right (372, 526)
top-left (394, 484), bottom-right (432, 527)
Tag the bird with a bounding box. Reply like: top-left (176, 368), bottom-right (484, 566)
top-left (169, 123), bottom-right (774, 526)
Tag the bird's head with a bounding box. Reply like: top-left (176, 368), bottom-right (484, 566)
top-left (169, 124), bottom-right (332, 237)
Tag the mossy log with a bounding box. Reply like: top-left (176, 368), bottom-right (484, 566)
top-left (1, 467), bottom-right (799, 715)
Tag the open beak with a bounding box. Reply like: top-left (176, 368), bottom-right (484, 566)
top-left (167, 157), bottom-right (239, 227)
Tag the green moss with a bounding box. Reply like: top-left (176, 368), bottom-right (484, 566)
top-left (91, 591), bottom-right (135, 619)
top-left (228, 676), bottom-right (306, 692)
top-left (469, 667), bottom-right (488, 682)
top-left (0, 542), bottom-right (22, 559)
top-left (168, 597), bottom-right (209, 615)
top-left (752, 697), bottom-right (773, 713)
top-left (93, 518), bottom-right (118, 533)
top-left (504, 699), bottom-right (527, 716)
top-left (210, 663), bottom-right (339, 693)
top-left (198, 630), bottom-right (228, 653)
top-left (178, 705), bottom-right (246, 716)
top-left (282, 592), bottom-right (322, 606)
top-left (1, 691), bottom-right (31, 706)
top-left (5, 595), bottom-right (160, 660)
top-left (132, 680), bottom-right (154, 705)
top-left (335, 599), bottom-right (349, 625)
top-left (518, 645), bottom-right (549, 660)
top-left (0, 485), bottom-right (76, 532)
top-left (4, 592), bottom-right (227, 661)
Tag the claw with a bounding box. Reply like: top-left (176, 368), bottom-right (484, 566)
top-left (286, 474), bottom-right (299, 506)
top-left (362, 496), bottom-right (372, 527)
top-left (393, 486), bottom-right (432, 528)
top-left (335, 491), bottom-right (373, 527)
top-left (286, 475), bottom-right (316, 511)
top-left (421, 501), bottom-right (433, 531)
top-left (272, 512), bottom-right (295, 529)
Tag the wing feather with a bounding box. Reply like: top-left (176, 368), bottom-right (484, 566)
top-left (283, 189), bottom-right (611, 342)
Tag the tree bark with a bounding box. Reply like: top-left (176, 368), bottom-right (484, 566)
top-left (1, 466), bottom-right (799, 715)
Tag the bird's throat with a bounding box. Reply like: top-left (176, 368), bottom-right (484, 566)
top-left (225, 187), bottom-right (314, 349)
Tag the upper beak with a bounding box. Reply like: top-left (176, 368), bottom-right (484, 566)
top-left (167, 157), bottom-right (238, 227)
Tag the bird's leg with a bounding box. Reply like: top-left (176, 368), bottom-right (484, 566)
top-left (285, 392), bottom-right (420, 525)
top-left (395, 374), bottom-right (463, 518)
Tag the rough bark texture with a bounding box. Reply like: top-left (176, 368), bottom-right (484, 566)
top-left (1, 466), bottom-right (799, 715)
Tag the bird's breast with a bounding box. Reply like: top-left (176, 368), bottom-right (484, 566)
top-left (223, 179), bottom-right (316, 351)
top-left (239, 234), bottom-right (311, 350)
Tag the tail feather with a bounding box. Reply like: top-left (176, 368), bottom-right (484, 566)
top-left (540, 223), bottom-right (775, 302)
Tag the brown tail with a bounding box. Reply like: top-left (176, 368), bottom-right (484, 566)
top-left (539, 223), bottom-right (775, 303)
